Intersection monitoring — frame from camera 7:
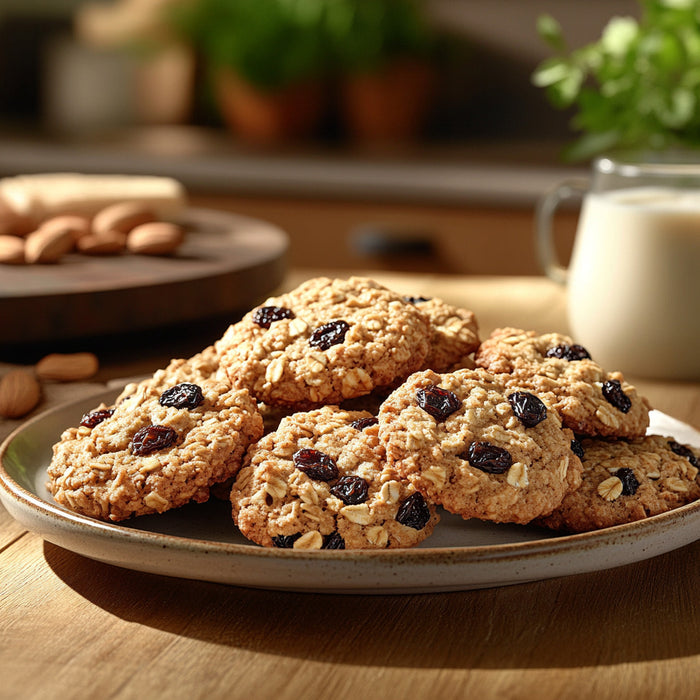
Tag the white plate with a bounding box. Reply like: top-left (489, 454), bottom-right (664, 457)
top-left (1, 390), bottom-right (699, 594)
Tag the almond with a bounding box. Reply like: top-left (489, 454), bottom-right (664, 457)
top-left (127, 221), bottom-right (185, 255)
top-left (77, 230), bottom-right (127, 255)
top-left (0, 235), bottom-right (25, 264)
top-left (0, 369), bottom-right (41, 418)
top-left (24, 226), bottom-right (75, 263)
top-left (39, 215), bottom-right (91, 243)
top-left (92, 201), bottom-right (156, 236)
top-left (35, 352), bottom-right (99, 381)
top-left (0, 195), bottom-right (35, 236)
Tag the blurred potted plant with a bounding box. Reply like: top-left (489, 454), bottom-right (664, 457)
top-left (167, 0), bottom-right (437, 145)
top-left (532, 0), bottom-right (700, 161)
top-left (329, 0), bottom-right (437, 143)
top-left (168, 0), bottom-right (331, 144)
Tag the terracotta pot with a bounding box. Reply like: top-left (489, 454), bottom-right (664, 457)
top-left (214, 69), bottom-right (326, 145)
top-left (341, 58), bottom-right (434, 143)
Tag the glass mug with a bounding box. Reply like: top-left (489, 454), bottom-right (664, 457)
top-left (536, 153), bottom-right (700, 380)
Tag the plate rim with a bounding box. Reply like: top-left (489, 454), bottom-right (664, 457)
top-left (0, 206), bottom-right (290, 300)
top-left (2, 387), bottom-right (699, 572)
top-left (0, 206), bottom-right (291, 346)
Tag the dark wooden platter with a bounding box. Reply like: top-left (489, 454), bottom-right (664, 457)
top-left (0, 208), bottom-right (289, 344)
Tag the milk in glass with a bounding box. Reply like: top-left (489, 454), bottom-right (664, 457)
top-left (567, 186), bottom-right (700, 378)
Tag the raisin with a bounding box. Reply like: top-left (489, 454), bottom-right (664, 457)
top-left (416, 384), bottom-right (461, 422)
top-left (602, 379), bottom-right (632, 413)
top-left (508, 391), bottom-right (547, 428)
top-left (322, 532), bottom-right (345, 549)
top-left (351, 416), bottom-right (378, 430)
top-left (617, 467), bottom-right (640, 495)
top-left (464, 441), bottom-right (513, 474)
top-left (571, 438), bottom-right (585, 459)
top-left (130, 425), bottom-right (177, 456)
top-left (252, 305), bottom-right (295, 328)
top-left (403, 295), bottom-right (431, 304)
top-left (545, 343), bottom-right (591, 361)
top-left (79, 408), bottom-right (114, 428)
top-left (309, 320), bottom-right (350, 350)
top-left (272, 534), bottom-right (301, 548)
top-left (668, 440), bottom-right (700, 468)
top-left (159, 383), bottom-right (204, 410)
top-left (293, 448), bottom-right (339, 481)
top-left (395, 492), bottom-right (431, 530)
top-left (330, 475), bottom-right (369, 505)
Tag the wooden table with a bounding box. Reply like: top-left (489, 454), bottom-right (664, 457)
top-left (2, 272), bottom-right (699, 700)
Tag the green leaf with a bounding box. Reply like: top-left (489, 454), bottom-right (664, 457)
top-left (655, 87), bottom-right (696, 127)
top-left (654, 0), bottom-right (696, 13)
top-left (638, 30), bottom-right (684, 71)
top-left (536, 15), bottom-right (566, 52)
top-left (531, 57), bottom-right (572, 87)
top-left (600, 17), bottom-right (639, 56)
top-left (600, 75), bottom-right (634, 97)
top-left (551, 66), bottom-right (585, 106)
top-left (679, 27), bottom-right (700, 61)
top-left (562, 131), bottom-right (622, 161)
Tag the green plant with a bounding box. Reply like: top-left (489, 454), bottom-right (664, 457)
top-left (324, 0), bottom-right (435, 74)
top-left (167, 0), bottom-right (435, 90)
top-left (532, 0), bottom-right (700, 160)
top-left (168, 0), bottom-right (329, 89)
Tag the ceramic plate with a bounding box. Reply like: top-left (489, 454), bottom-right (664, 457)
top-left (1, 389), bottom-right (699, 594)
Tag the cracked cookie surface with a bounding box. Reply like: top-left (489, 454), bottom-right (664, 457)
top-left (378, 368), bottom-right (583, 524)
top-left (231, 405), bottom-right (439, 549)
top-left (215, 276), bottom-right (431, 408)
top-left (403, 295), bottom-right (480, 371)
top-left (115, 345), bottom-right (223, 404)
top-left (538, 434), bottom-right (700, 532)
top-left (475, 327), bottom-right (651, 438)
top-left (47, 372), bottom-right (263, 522)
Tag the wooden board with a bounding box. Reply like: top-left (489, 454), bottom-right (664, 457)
top-left (0, 208), bottom-right (289, 344)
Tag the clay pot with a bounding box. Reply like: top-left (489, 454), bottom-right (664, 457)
top-left (340, 58), bottom-right (434, 143)
top-left (214, 68), bottom-right (327, 145)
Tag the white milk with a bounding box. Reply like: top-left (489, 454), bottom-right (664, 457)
top-left (567, 186), bottom-right (700, 379)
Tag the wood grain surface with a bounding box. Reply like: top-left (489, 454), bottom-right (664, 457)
top-left (1, 271), bottom-right (698, 700)
top-left (0, 208), bottom-right (288, 344)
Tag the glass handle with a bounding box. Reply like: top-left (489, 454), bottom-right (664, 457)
top-left (535, 178), bottom-right (589, 284)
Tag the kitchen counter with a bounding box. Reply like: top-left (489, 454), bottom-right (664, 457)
top-left (0, 127), bottom-right (584, 206)
top-left (1, 271), bottom-right (698, 700)
top-left (0, 128), bottom-right (587, 275)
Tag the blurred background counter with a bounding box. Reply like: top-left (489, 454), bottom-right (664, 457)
top-left (0, 129), bottom-right (584, 275)
top-left (0, 1), bottom-right (640, 275)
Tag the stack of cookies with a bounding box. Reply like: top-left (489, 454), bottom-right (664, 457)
top-left (46, 276), bottom-right (700, 549)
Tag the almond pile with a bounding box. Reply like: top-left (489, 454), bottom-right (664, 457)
top-left (0, 201), bottom-right (185, 265)
top-left (0, 352), bottom-right (99, 419)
